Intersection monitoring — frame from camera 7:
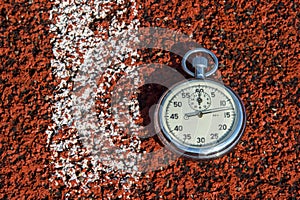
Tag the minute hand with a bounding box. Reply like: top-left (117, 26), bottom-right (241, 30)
top-left (201, 107), bottom-right (233, 114)
top-left (185, 107), bottom-right (233, 118)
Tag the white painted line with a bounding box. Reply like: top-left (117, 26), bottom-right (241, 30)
top-left (47, 0), bottom-right (141, 197)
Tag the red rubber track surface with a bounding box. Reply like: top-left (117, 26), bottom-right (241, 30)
top-left (0, 0), bottom-right (299, 199)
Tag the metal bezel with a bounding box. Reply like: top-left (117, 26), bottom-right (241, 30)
top-left (155, 79), bottom-right (246, 159)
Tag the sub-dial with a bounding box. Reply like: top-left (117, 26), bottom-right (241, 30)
top-left (188, 91), bottom-right (211, 110)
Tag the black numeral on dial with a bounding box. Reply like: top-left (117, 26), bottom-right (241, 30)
top-left (210, 133), bottom-right (219, 139)
top-left (224, 112), bottom-right (231, 118)
top-left (181, 93), bottom-right (190, 98)
top-left (174, 125), bottom-right (183, 131)
top-left (173, 102), bottom-right (182, 107)
top-left (218, 124), bottom-right (227, 130)
top-left (183, 134), bottom-right (191, 141)
top-left (170, 114), bottom-right (178, 119)
top-left (220, 100), bottom-right (226, 106)
top-left (197, 137), bottom-right (205, 144)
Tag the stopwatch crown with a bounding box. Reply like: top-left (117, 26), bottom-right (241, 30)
top-left (193, 56), bottom-right (208, 79)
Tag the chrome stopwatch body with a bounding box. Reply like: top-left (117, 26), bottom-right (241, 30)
top-left (155, 48), bottom-right (246, 159)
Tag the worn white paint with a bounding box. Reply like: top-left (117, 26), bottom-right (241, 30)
top-left (47, 0), bottom-right (141, 197)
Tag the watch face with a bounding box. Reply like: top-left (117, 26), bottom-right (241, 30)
top-left (156, 79), bottom-right (246, 159)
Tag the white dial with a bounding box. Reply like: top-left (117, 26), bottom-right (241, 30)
top-left (156, 79), bottom-right (245, 159)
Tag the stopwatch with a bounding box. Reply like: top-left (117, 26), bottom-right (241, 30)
top-left (155, 48), bottom-right (246, 159)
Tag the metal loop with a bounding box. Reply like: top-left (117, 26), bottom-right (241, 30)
top-left (181, 48), bottom-right (219, 78)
